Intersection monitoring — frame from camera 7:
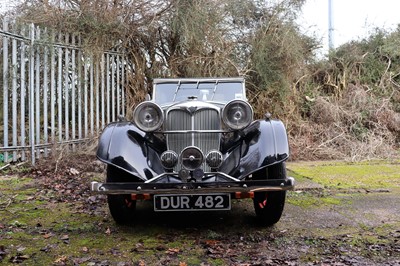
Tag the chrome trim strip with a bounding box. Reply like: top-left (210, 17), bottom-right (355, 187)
top-left (158, 130), bottom-right (229, 134)
top-left (213, 172), bottom-right (241, 182)
top-left (144, 173), bottom-right (176, 184)
top-left (191, 113), bottom-right (195, 146)
top-left (154, 77), bottom-right (244, 84)
top-left (90, 177), bottom-right (295, 195)
top-left (144, 171), bottom-right (241, 184)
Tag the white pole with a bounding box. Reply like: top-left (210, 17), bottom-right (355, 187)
top-left (3, 18), bottom-right (9, 163)
top-left (29, 23), bottom-right (35, 165)
top-left (328, 0), bottom-right (334, 50)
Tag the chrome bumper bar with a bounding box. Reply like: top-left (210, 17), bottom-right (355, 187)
top-left (90, 177), bottom-right (295, 195)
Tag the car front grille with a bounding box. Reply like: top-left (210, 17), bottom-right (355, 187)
top-left (166, 108), bottom-right (220, 172)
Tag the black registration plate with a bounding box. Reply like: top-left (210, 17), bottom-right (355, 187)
top-left (154, 194), bottom-right (231, 212)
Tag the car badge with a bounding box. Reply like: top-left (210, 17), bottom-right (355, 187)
top-left (187, 106), bottom-right (198, 114)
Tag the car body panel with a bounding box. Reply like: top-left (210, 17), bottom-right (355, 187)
top-left (96, 118), bottom-right (289, 181)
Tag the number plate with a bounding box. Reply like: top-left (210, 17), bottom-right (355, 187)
top-left (154, 194), bottom-right (231, 212)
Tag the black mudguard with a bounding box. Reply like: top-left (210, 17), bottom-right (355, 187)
top-left (96, 122), bottom-right (165, 181)
top-left (219, 119), bottom-right (289, 178)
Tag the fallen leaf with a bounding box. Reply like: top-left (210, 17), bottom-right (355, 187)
top-left (166, 248), bottom-right (180, 255)
top-left (16, 246), bottom-right (26, 252)
top-left (60, 234), bottom-right (70, 244)
top-left (60, 235), bottom-right (69, 240)
top-left (67, 168), bottom-right (80, 175)
top-left (43, 233), bottom-right (53, 239)
top-left (88, 196), bottom-right (97, 203)
top-left (54, 255), bottom-right (68, 264)
top-left (204, 240), bottom-right (221, 247)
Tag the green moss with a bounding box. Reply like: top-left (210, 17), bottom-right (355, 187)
top-left (288, 161), bottom-right (400, 189)
top-left (287, 191), bottom-right (342, 208)
top-left (300, 253), bottom-right (319, 263)
top-left (320, 197), bottom-right (341, 205)
top-left (207, 258), bottom-right (226, 265)
top-left (141, 238), bottom-right (160, 248)
top-left (206, 230), bottom-right (223, 239)
top-left (0, 176), bottom-right (34, 189)
top-left (181, 256), bottom-right (202, 265)
top-left (287, 169), bottom-right (310, 183)
top-left (287, 193), bottom-right (319, 207)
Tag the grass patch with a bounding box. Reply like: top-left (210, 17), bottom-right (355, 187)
top-left (287, 191), bottom-right (342, 208)
top-left (287, 169), bottom-right (310, 183)
top-left (287, 161), bottom-right (400, 189)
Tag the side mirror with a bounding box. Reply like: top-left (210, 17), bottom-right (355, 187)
top-left (145, 94), bottom-right (151, 101)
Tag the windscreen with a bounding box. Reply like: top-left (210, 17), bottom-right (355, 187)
top-left (153, 81), bottom-right (245, 105)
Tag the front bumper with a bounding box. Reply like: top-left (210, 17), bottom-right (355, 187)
top-left (90, 177), bottom-right (295, 195)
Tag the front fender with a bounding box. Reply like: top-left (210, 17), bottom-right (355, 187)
top-left (220, 119), bottom-right (289, 179)
top-left (96, 122), bottom-right (164, 181)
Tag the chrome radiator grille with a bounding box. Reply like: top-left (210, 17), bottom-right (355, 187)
top-left (166, 108), bottom-right (221, 171)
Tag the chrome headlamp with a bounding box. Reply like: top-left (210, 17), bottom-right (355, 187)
top-left (133, 102), bottom-right (164, 132)
top-left (160, 150), bottom-right (178, 169)
top-left (180, 146), bottom-right (204, 170)
top-left (222, 100), bottom-right (253, 130)
top-left (206, 150), bottom-right (223, 169)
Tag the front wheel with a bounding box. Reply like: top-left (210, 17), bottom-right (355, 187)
top-left (252, 162), bottom-right (287, 226)
top-left (106, 165), bottom-right (136, 224)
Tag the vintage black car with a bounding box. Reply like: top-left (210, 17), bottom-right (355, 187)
top-left (91, 77), bottom-right (294, 226)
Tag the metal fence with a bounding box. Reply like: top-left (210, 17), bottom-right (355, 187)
top-left (0, 18), bottom-right (127, 165)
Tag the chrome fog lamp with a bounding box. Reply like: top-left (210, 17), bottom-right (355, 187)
top-left (222, 100), bottom-right (253, 130)
top-left (206, 150), bottom-right (223, 169)
top-left (180, 146), bottom-right (204, 170)
top-left (133, 102), bottom-right (164, 132)
top-left (160, 150), bottom-right (178, 169)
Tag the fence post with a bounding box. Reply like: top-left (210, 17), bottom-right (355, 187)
top-left (43, 28), bottom-right (49, 157)
top-left (12, 22), bottom-right (18, 161)
top-left (57, 33), bottom-right (63, 143)
top-left (64, 33), bottom-right (69, 142)
top-left (29, 23), bottom-right (35, 165)
top-left (71, 34), bottom-right (76, 150)
top-left (20, 27), bottom-right (27, 161)
top-left (121, 55), bottom-right (125, 117)
top-left (106, 53), bottom-right (110, 125)
top-left (101, 54), bottom-right (105, 129)
top-left (50, 31), bottom-right (56, 144)
top-left (35, 26), bottom-right (41, 158)
top-left (2, 18), bottom-right (9, 163)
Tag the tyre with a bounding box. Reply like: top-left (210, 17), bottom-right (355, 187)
top-left (252, 162), bottom-right (287, 226)
top-left (106, 165), bottom-right (136, 224)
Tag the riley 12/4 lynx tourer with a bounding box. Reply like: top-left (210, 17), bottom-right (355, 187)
top-left (91, 77), bottom-right (294, 226)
